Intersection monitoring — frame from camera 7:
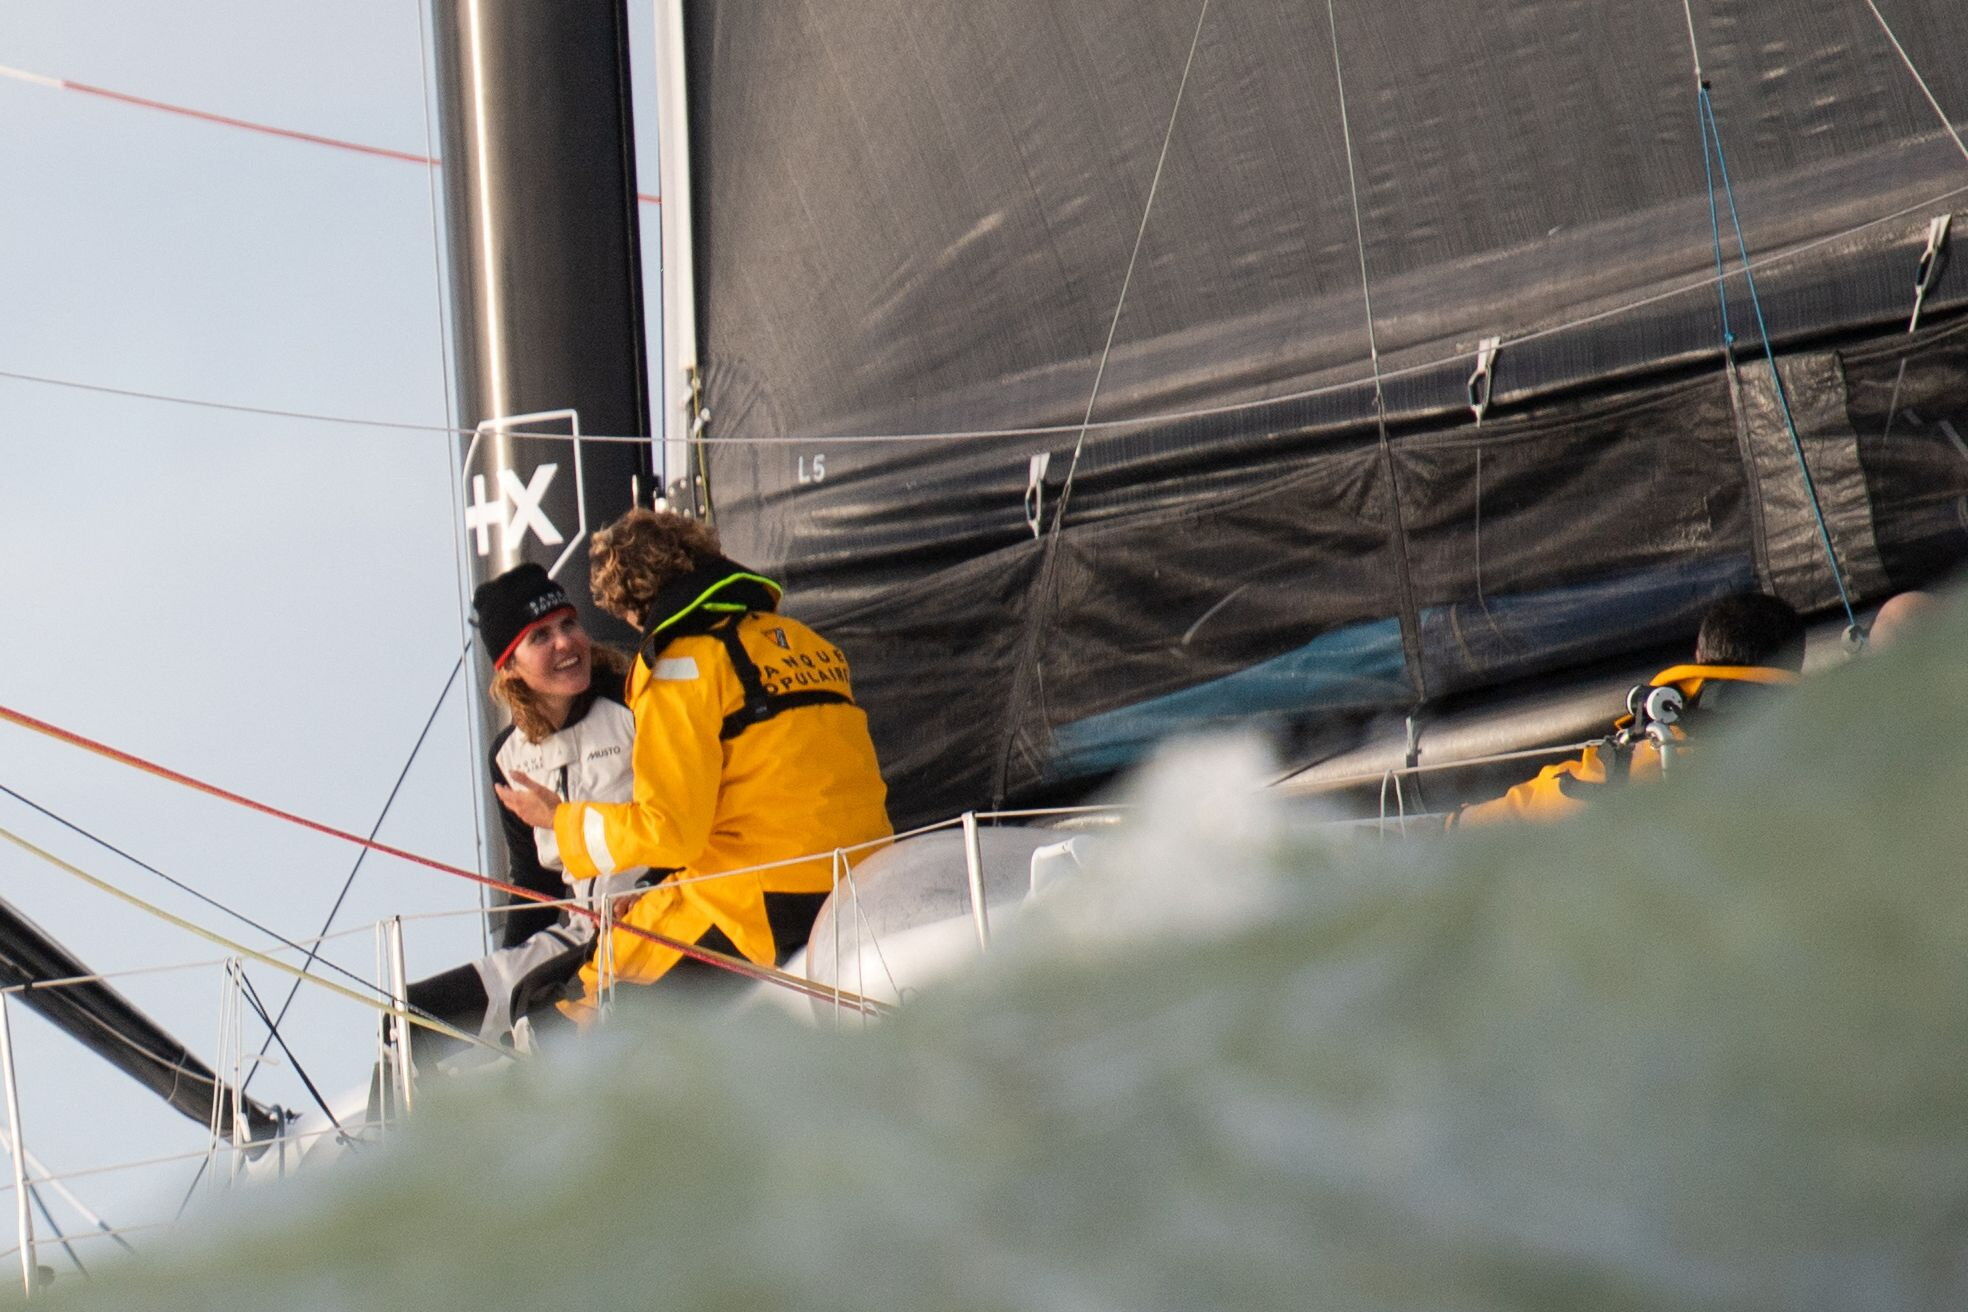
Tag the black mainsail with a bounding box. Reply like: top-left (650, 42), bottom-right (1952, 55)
top-left (662, 1), bottom-right (1968, 825)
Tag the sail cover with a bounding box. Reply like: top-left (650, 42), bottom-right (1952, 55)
top-left (677, 0), bottom-right (1968, 825)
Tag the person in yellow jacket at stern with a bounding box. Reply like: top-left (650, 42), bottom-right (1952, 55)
top-left (1448, 592), bottom-right (1805, 828)
top-left (495, 509), bottom-right (892, 1014)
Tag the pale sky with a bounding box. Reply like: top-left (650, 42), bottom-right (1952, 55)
top-left (0, 0), bottom-right (664, 1253)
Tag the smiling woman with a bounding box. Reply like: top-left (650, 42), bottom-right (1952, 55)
top-left (398, 565), bottom-right (645, 1063)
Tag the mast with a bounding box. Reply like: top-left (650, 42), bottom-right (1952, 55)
top-left (429, 0), bottom-right (655, 919)
top-left (652, 0), bottom-right (702, 513)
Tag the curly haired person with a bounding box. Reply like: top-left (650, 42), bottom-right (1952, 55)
top-left (496, 511), bottom-right (892, 1012)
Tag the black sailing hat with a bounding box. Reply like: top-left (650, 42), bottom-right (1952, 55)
top-left (473, 563), bottom-right (574, 668)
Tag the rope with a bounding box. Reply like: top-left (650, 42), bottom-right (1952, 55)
top-left (0, 1119), bottom-right (379, 1197)
top-left (25, 1182), bottom-right (83, 1278)
top-left (4, 172), bottom-right (1965, 452)
top-left (1694, 84), bottom-right (1860, 633)
top-left (0, 782), bottom-right (386, 1002)
top-left (1857, 0), bottom-right (1968, 452)
top-left (0, 703), bottom-right (892, 1015)
top-left (0, 824), bottom-right (491, 1052)
top-left (1859, 0), bottom-right (1968, 171)
top-left (1047, 0), bottom-right (1212, 532)
top-left (0, 1220), bottom-right (174, 1262)
top-left (1276, 738), bottom-right (1602, 793)
top-left (1325, 0), bottom-right (1428, 704)
top-left (246, 652), bottom-right (467, 1095)
top-left (0, 63), bottom-right (661, 205)
top-left (999, 0), bottom-right (1212, 801)
top-left (235, 972), bottom-right (344, 1136)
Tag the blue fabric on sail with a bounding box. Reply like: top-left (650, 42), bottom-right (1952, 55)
top-left (1046, 555), bottom-right (1757, 777)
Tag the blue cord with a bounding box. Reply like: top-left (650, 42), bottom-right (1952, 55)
top-left (1697, 86), bottom-right (1859, 634)
top-left (1697, 97), bottom-right (1736, 348)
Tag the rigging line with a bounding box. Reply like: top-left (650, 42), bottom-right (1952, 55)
top-left (1047, 0), bottom-right (1212, 531)
top-left (244, 652), bottom-right (466, 1095)
top-left (840, 863), bottom-right (903, 1005)
top-left (0, 1120), bottom-right (376, 1196)
top-left (0, 824), bottom-right (493, 1052)
top-left (1698, 102), bottom-right (1738, 350)
top-left (997, 0), bottom-right (1212, 802)
top-left (5, 164), bottom-right (1965, 454)
top-left (1856, 0), bottom-right (1967, 449)
top-left (0, 781), bottom-right (383, 1002)
top-left (1859, 0), bottom-right (1968, 171)
top-left (0, 64), bottom-right (663, 204)
top-left (0, 365), bottom-right (460, 435)
top-left (1324, 0), bottom-right (1388, 424)
top-left (1700, 88), bottom-right (1861, 632)
top-left (1678, 0), bottom-right (1705, 86)
top-left (233, 972), bottom-right (343, 1138)
top-left (7, 1137), bottom-right (133, 1260)
top-left (0, 1219), bottom-right (174, 1262)
top-left (1271, 738), bottom-right (1601, 792)
top-left (0, 958), bottom-right (268, 1112)
top-left (1325, 0), bottom-right (1428, 704)
top-left (0, 704), bottom-right (894, 1014)
top-left (1, 960), bottom-right (264, 997)
top-left (2, 904), bottom-right (535, 991)
top-left (23, 1179), bottom-right (83, 1278)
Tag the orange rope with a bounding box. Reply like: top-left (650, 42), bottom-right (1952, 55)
top-left (0, 702), bottom-right (889, 1016)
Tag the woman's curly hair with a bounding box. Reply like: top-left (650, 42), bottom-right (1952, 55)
top-left (491, 644), bottom-right (632, 744)
top-left (589, 509), bottom-right (720, 625)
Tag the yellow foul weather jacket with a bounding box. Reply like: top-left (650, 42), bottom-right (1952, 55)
top-left (1448, 663), bottom-right (1798, 828)
top-left (552, 561), bottom-right (892, 993)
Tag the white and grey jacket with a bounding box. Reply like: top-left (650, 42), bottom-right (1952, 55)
top-left (489, 688), bottom-right (650, 949)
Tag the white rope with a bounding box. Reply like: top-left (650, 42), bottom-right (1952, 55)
top-left (1860, 0), bottom-right (1968, 171)
top-left (1282, 738), bottom-right (1603, 793)
top-left (840, 860), bottom-right (903, 1006)
top-left (0, 806), bottom-right (1128, 999)
top-left (1324, 0), bottom-right (1389, 430)
top-left (0, 1129), bottom-right (125, 1254)
top-left (0, 1119), bottom-right (392, 1201)
top-left (1679, 0), bottom-right (1705, 86)
top-left (3, 172), bottom-right (1963, 454)
top-left (0, 1220), bottom-right (174, 1261)
top-left (0, 826), bottom-right (498, 1054)
top-left (1048, 0), bottom-right (1213, 532)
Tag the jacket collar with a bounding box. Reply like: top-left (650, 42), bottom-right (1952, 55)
top-left (639, 555), bottom-right (782, 646)
top-left (1611, 662), bottom-right (1799, 731)
top-left (1649, 663), bottom-right (1800, 694)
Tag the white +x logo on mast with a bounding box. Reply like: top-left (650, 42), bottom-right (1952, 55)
top-left (465, 465), bottom-right (565, 555)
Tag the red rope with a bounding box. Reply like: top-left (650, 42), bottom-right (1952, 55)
top-left (49, 74), bottom-right (659, 205)
top-left (0, 702), bottom-right (883, 1014)
top-left (67, 80), bottom-right (440, 167)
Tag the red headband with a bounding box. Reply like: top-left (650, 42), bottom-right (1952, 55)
top-left (493, 605), bottom-right (576, 669)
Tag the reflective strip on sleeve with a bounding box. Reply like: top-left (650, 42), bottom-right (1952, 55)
top-left (652, 656), bottom-right (699, 680)
top-left (583, 807), bottom-right (620, 875)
